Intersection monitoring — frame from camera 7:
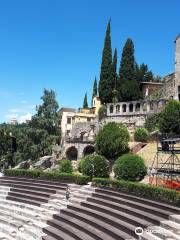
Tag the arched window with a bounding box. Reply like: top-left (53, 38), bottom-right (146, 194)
top-left (135, 103), bottom-right (140, 112)
top-left (122, 104), bottom-right (126, 112)
top-left (129, 104), bottom-right (133, 112)
top-left (66, 146), bottom-right (78, 160)
top-left (83, 145), bottom-right (95, 157)
top-left (110, 105), bottom-right (114, 114)
top-left (116, 105), bottom-right (120, 113)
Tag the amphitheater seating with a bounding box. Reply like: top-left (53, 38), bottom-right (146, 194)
top-left (42, 187), bottom-right (180, 240)
top-left (0, 176), bottom-right (180, 240)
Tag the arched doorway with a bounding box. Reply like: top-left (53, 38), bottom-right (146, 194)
top-left (83, 145), bottom-right (95, 157)
top-left (66, 146), bottom-right (78, 160)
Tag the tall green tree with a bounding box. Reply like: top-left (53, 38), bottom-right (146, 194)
top-left (29, 89), bottom-right (60, 136)
top-left (119, 38), bottom-right (142, 101)
top-left (83, 92), bottom-right (88, 109)
top-left (91, 77), bottom-right (98, 106)
top-left (112, 48), bottom-right (119, 102)
top-left (0, 89), bottom-right (61, 165)
top-left (99, 20), bottom-right (114, 104)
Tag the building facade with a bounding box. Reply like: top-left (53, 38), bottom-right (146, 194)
top-left (57, 34), bottom-right (180, 161)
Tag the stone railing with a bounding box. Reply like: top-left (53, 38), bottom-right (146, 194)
top-left (106, 99), bottom-right (168, 116)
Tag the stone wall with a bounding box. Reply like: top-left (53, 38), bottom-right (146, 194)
top-left (106, 99), bottom-right (167, 117)
top-left (175, 34), bottom-right (180, 100)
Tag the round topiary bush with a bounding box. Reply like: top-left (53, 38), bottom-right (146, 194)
top-left (59, 159), bottom-right (72, 173)
top-left (81, 153), bottom-right (109, 178)
top-left (95, 122), bottom-right (129, 162)
top-left (113, 153), bottom-right (147, 181)
top-left (134, 127), bottom-right (150, 142)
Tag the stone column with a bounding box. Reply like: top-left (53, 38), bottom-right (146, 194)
top-left (175, 34), bottom-right (180, 100)
top-left (147, 101), bottom-right (150, 112)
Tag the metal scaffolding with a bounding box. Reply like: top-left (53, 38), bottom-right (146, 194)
top-left (149, 133), bottom-right (180, 190)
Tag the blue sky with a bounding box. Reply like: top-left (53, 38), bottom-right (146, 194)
top-left (0, 0), bottom-right (179, 123)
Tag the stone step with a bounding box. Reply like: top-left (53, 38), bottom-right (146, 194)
top-left (170, 215), bottom-right (180, 224)
top-left (141, 232), bottom-right (163, 240)
top-left (95, 188), bottom-right (179, 214)
top-left (0, 208), bottom-right (47, 230)
top-left (80, 200), bottom-right (153, 228)
top-left (48, 198), bottom-right (68, 207)
top-left (54, 212), bottom-right (129, 240)
top-left (0, 176), bottom-right (68, 187)
top-left (147, 226), bottom-right (180, 240)
top-left (0, 199), bottom-right (56, 217)
top-left (0, 182), bottom-right (61, 194)
top-left (0, 222), bottom-right (41, 240)
top-left (42, 235), bottom-right (57, 240)
top-left (47, 218), bottom-right (96, 240)
top-left (6, 193), bottom-right (48, 206)
top-left (60, 206), bottom-right (135, 240)
top-left (67, 203), bottom-right (145, 238)
top-left (160, 220), bottom-right (180, 235)
top-left (41, 203), bottom-right (62, 212)
top-left (86, 197), bottom-right (164, 225)
top-left (43, 225), bottom-right (77, 240)
top-left (10, 188), bottom-right (51, 198)
top-left (0, 186), bottom-right (11, 191)
top-left (91, 192), bottom-right (175, 219)
top-left (0, 179), bottom-right (67, 191)
top-left (0, 190), bottom-right (9, 195)
top-left (0, 232), bottom-right (15, 240)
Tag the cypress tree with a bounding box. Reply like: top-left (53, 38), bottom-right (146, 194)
top-left (83, 93), bottom-right (88, 109)
top-left (112, 48), bottom-right (117, 88)
top-left (99, 20), bottom-right (113, 104)
top-left (92, 77), bottom-right (98, 106)
top-left (112, 48), bottom-right (119, 102)
top-left (119, 38), bottom-right (142, 101)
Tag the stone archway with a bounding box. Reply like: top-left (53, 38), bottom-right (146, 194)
top-left (83, 145), bottom-right (95, 157)
top-left (66, 146), bottom-right (78, 160)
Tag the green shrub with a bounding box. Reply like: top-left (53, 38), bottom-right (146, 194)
top-left (159, 100), bottom-right (180, 134)
top-left (113, 153), bottom-right (147, 181)
top-left (145, 113), bottom-right (160, 132)
top-left (81, 153), bottom-right (109, 178)
top-left (78, 159), bottom-right (84, 173)
top-left (92, 178), bottom-right (180, 207)
top-left (95, 122), bottom-right (129, 162)
top-left (4, 169), bottom-right (90, 185)
top-left (134, 128), bottom-right (150, 142)
top-left (59, 160), bottom-right (72, 173)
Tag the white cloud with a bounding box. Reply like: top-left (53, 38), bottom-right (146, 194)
top-left (5, 114), bottom-right (18, 119)
top-left (18, 113), bottom-right (32, 123)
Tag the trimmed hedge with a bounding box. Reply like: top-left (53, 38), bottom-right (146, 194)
top-left (92, 178), bottom-right (180, 207)
top-left (4, 169), bottom-right (90, 185)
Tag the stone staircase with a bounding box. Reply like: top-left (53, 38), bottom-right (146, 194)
top-left (42, 187), bottom-right (180, 240)
top-left (0, 176), bottom-right (179, 240)
top-left (0, 176), bottom-right (69, 239)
